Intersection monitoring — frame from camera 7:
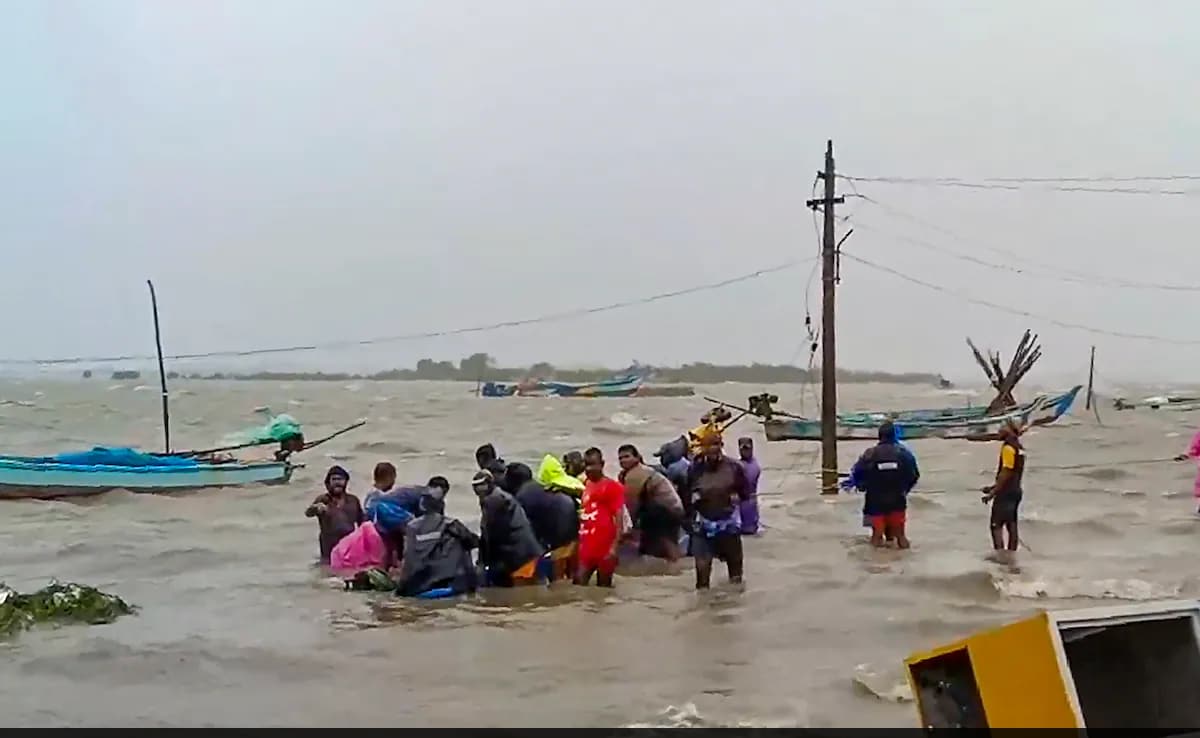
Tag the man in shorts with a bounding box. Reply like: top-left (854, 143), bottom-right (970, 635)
top-left (982, 420), bottom-right (1025, 552)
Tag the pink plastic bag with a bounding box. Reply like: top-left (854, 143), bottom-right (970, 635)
top-left (329, 521), bottom-right (388, 576)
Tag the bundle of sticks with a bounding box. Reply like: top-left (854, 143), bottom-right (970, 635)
top-left (966, 330), bottom-right (1042, 415)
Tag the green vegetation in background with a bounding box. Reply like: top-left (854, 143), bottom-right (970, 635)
top-left (162, 353), bottom-right (939, 385)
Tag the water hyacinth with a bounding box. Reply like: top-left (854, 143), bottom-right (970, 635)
top-left (0, 581), bottom-right (134, 638)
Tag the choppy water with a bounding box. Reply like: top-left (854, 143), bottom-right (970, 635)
top-left (1, 379), bottom-right (1198, 727)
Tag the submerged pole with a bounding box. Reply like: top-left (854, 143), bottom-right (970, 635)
top-left (147, 280), bottom-right (171, 453)
top-left (1085, 345), bottom-right (1096, 410)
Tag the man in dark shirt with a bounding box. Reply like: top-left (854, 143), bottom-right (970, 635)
top-left (396, 487), bottom-right (480, 597)
top-left (684, 429), bottom-right (750, 589)
top-left (304, 465), bottom-right (365, 564)
top-left (472, 469), bottom-right (545, 587)
top-left (506, 462), bottom-right (579, 553)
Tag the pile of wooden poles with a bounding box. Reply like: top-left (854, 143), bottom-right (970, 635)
top-left (966, 329), bottom-right (1042, 414)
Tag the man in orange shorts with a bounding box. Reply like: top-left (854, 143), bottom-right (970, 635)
top-left (847, 421), bottom-right (919, 548)
top-left (575, 447), bottom-right (626, 587)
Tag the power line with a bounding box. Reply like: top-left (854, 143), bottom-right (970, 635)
top-left (839, 174), bottom-right (1200, 196)
top-left (845, 174), bottom-right (1200, 184)
top-left (840, 250), bottom-right (1200, 346)
top-left (0, 258), bottom-right (812, 366)
top-left (851, 194), bottom-right (1200, 292)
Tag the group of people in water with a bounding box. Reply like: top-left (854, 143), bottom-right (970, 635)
top-left (304, 416), bottom-right (765, 598)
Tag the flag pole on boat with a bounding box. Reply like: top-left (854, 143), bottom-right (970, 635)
top-left (806, 140), bottom-right (846, 495)
top-left (146, 280), bottom-right (171, 453)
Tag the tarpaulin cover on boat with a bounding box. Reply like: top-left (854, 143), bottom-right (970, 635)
top-left (220, 414), bottom-right (304, 446)
top-left (53, 447), bottom-right (199, 468)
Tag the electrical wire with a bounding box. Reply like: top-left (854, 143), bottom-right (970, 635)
top-left (0, 257), bottom-right (813, 366)
top-left (840, 250), bottom-right (1200, 346)
top-left (851, 193), bottom-right (1200, 292)
top-left (840, 174), bottom-right (1200, 196)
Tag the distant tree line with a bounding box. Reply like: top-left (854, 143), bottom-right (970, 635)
top-left (164, 353), bottom-right (940, 385)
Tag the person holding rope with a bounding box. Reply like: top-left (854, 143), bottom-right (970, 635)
top-left (1174, 426), bottom-right (1200, 515)
top-left (982, 419), bottom-right (1026, 553)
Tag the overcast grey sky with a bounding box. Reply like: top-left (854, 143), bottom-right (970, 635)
top-left (3, 0), bottom-right (1198, 382)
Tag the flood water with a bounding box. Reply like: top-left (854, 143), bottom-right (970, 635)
top-left (1, 378), bottom-right (1197, 727)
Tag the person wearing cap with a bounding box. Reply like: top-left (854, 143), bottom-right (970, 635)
top-left (736, 437), bottom-right (763, 536)
top-left (395, 483), bottom-right (481, 598)
top-left (471, 469), bottom-right (545, 587)
top-left (304, 465), bottom-right (365, 564)
top-left (846, 420), bottom-right (919, 548)
top-left (684, 427), bottom-right (751, 589)
top-left (982, 419), bottom-right (1026, 553)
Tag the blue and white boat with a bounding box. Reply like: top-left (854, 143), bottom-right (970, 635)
top-left (0, 281), bottom-right (308, 501)
top-left (763, 386), bottom-right (1081, 442)
top-left (0, 449), bottom-right (292, 501)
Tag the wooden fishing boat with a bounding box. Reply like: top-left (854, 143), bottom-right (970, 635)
top-left (0, 281), bottom-right (364, 502)
top-left (839, 386), bottom-right (1081, 426)
top-left (481, 373), bottom-right (646, 398)
top-left (905, 599), bottom-right (1200, 728)
top-left (0, 454), bottom-right (293, 501)
top-left (763, 387), bottom-right (1079, 442)
top-left (1113, 394), bottom-right (1200, 412)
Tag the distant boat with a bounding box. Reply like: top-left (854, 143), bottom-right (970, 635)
top-left (481, 373), bottom-right (646, 398)
top-left (111, 370), bottom-right (141, 380)
top-left (1113, 394), bottom-right (1200, 412)
top-left (763, 386), bottom-right (1081, 442)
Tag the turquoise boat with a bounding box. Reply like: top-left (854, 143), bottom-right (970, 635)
top-left (764, 386), bottom-right (1081, 442)
top-left (481, 373), bottom-right (646, 398)
top-left (0, 451), bottom-right (292, 501)
top-left (836, 386), bottom-right (1081, 427)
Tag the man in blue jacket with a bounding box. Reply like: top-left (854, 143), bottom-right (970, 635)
top-left (843, 421), bottom-right (919, 548)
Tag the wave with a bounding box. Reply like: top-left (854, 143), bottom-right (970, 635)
top-left (991, 575), bottom-right (1182, 601)
top-left (351, 440), bottom-right (423, 455)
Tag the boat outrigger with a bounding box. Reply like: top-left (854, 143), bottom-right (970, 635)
top-left (0, 281), bottom-right (364, 501)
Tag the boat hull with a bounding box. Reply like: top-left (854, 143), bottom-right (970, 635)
top-left (482, 374), bottom-right (647, 398)
top-left (763, 386), bottom-right (1080, 442)
top-left (0, 457), bottom-right (293, 501)
top-left (839, 386), bottom-right (1080, 426)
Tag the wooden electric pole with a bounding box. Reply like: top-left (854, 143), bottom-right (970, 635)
top-left (1085, 346), bottom-right (1096, 410)
top-left (806, 140), bottom-right (844, 494)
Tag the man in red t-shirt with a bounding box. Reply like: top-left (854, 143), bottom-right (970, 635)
top-left (575, 447), bottom-right (626, 587)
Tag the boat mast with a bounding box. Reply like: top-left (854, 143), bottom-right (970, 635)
top-left (806, 141), bottom-right (845, 494)
top-left (147, 280), bottom-right (171, 453)
top-left (1085, 345), bottom-right (1096, 410)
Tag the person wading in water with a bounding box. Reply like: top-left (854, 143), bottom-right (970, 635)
top-left (847, 421), bottom-right (919, 548)
top-left (982, 420), bottom-right (1026, 553)
top-left (684, 426), bottom-right (750, 589)
top-left (305, 465), bottom-right (364, 565)
top-left (575, 447), bottom-right (626, 587)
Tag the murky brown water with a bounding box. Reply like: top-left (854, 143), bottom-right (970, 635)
top-left (1, 378), bottom-right (1198, 727)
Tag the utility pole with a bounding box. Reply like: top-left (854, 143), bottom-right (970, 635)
top-left (807, 140), bottom-right (844, 494)
top-left (1085, 345), bottom-right (1096, 410)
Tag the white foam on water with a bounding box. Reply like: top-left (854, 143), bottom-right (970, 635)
top-left (992, 575), bottom-right (1182, 601)
top-left (609, 411), bottom-right (649, 427)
